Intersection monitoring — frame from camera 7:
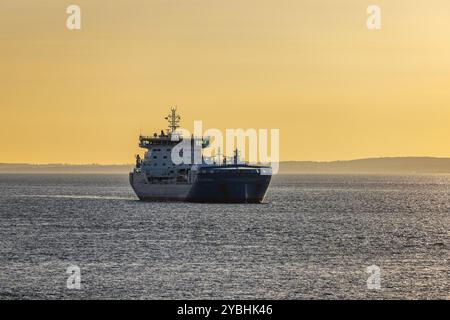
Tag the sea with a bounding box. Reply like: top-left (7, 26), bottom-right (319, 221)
top-left (0, 174), bottom-right (448, 299)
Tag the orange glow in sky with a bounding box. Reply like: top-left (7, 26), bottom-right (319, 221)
top-left (1, 0), bottom-right (450, 163)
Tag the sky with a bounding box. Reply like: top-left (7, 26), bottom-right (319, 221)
top-left (1, 0), bottom-right (450, 164)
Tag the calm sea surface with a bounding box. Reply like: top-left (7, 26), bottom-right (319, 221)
top-left (0, 174), bottom-right (448, 299)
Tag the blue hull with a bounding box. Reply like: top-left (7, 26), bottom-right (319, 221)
top-left (186, 165), bottom-right (272, 203)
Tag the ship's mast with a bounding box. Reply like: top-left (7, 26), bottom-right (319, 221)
top-left (233, 148), bottom-right (239, 165)
top-left (165, 106), bottom-right (181, 134)
top-left (217, 147), bottom-right (223, 165)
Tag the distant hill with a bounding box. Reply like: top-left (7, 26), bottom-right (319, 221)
top-left (280, 157), bottom-right (450, 174)
top-left (0, 157), bottom-right (450, 174)
top-left (0, 163), bottom-right (133, 174)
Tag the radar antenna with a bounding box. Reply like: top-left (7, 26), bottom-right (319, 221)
top-left (165, 106), bottom-right (181, 134)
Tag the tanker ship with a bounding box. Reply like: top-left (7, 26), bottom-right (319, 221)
top-left (129, 107), bottom-right (272, 203)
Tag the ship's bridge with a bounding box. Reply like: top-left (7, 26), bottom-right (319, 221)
top-left (139, 134), bottom-right (210, 149)
top-left (135, 107), bottom-right (210, 180)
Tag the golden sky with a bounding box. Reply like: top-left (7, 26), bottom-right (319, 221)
top-left (1, 0), bottom-right (450, 163)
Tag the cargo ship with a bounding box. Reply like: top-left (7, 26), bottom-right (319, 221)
top-left (129, 107), bottom-right (272, 203)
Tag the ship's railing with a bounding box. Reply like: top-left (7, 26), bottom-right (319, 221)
top-left (202, 156), bottom-right (249, 166)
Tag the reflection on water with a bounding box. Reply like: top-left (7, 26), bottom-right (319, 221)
top-left (0, 174), bottom-right (448, 299)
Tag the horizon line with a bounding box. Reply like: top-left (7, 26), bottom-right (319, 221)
top-left (2, 156), bottom-right (450, 166)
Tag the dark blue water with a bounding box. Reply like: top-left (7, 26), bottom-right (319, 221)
top-left (0, 174), bottom-right (448, 299)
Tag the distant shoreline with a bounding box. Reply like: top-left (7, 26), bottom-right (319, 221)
top-left (1, 157), bottom-right (450, 174)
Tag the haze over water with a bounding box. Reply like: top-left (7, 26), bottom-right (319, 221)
top-left (0, 174), bottom-right (448, 299)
